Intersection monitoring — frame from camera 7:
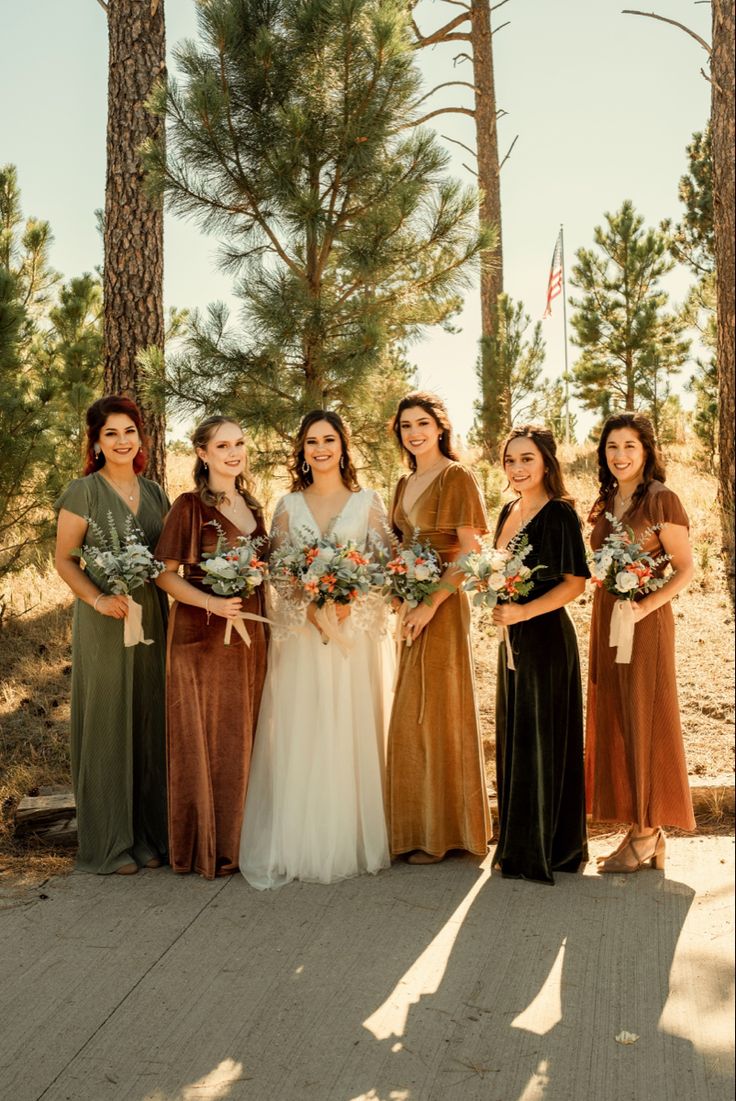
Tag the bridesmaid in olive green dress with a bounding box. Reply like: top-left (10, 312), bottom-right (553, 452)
top-left (54, 396), bottom-right (169, 875)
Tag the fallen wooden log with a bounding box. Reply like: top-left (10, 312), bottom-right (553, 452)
top-left (15, 792), bottom-right (76, 836)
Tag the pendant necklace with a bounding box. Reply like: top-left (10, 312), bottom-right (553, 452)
top-left (103, 474), bottom-right (137, 501)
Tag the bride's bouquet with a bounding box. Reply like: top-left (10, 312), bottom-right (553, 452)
top-left (271, 531), bottom-right (385, 652)
top-left (199, 521), bottom-right (269, 645)
top-left (383, 536), bottom-right (444, 647)
top-left (74, 511), bottom-right (165, 646)
top-left (590, 512), bottom-right (670, 663)
top-left (457, 532), bottom-right (543, 670)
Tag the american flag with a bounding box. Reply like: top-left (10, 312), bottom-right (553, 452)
top-left (543, 230), bottom-right (563, 318)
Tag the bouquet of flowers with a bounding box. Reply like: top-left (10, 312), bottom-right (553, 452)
top-left (590, 512), bottom-right (671, 664)
top-left (271, 530), bottom-right (385, 652)
top-left (74, 512), bottom-right (165, 646)
top-left (457, 532), bottom-right (543, 669)
top-left (384, 538), bottom-right (443, 609)
top-left (382, 535), bottom-right (444, 648)
top-left (458, 533), bottom-right (541, 609)
top-left (199, 521), bottom-right (269, 645)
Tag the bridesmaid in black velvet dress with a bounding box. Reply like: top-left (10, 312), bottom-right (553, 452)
top-left (492, 425), bottom-right (589, 884)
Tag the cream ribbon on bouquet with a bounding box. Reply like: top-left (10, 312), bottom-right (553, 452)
top-left (313, 603), bottom-right (353, 657)
top-left (123, 596), bottom-right (153, 647)
top-left (223, 611), bottom-right (273, 647)
top-left (498, 625), bottom-right (516, 671)
top-left (609, 600), bottom-right (636, 664)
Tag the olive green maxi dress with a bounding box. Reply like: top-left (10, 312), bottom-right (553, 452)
top-left (387, 463), bottom-right (492, 858)
top-left (56, 473), bottom-right (170, 874)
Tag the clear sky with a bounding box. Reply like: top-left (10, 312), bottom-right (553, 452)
top-left (0, 0), bottom-right (712, 438)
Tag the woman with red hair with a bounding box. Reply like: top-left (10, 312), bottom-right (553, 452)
top-left (54, 396), bottom-right (170, 875)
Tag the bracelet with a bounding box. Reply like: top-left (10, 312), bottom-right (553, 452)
top-left (93, 594), bottom-right (104, 612)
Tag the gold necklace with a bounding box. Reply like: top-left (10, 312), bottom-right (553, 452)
top-left (412, 457), bottom-right (446, 481)
top-left (102, 472), bottom-right (138, 501)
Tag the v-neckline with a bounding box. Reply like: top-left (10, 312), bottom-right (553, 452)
top-left (94, 471), bottom-right (143, 521)
top-left (213, 504), bottom-right (257, 539)
top-left (495, 498), bottom-right (551, 550)
top-left (300, 489), bottom-right (357, 538)
top-left (400, 464), bottom-right (450, 524)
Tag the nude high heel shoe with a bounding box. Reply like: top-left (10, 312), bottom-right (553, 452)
top-left (597, 829), bottom-right (666, 874)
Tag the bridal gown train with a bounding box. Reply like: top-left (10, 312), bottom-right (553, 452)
top-left (239, 488), bottom-right (394, 889)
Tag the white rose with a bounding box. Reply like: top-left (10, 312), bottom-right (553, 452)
top-left (205, 557), bottom-right (238, 578)
top-left (489, 572), bottom-right (506, 591)
top-left (615, 570), bottom-right (639, 592)
top-left (490, 551), bottom-right (508, 572)
top-left (414, 564), bottom-right (431, 581)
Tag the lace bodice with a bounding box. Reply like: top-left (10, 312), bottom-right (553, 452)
top-left (266, 489), bottom-right (393, 641)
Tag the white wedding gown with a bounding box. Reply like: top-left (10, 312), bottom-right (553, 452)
top-left (239, 488), bottom-right (394, 889)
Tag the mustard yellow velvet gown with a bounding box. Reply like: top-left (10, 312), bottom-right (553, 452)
top-left (386, 463), bottom-right (492, 858)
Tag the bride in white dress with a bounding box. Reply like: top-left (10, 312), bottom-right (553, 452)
top-left (239, 411), bottom-right (394, 889)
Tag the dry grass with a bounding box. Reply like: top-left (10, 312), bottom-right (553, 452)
top-left (0, 444), bottom-right (733, 873)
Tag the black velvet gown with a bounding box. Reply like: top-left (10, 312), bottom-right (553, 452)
top-left (494, 498), bottom-right (590, 884)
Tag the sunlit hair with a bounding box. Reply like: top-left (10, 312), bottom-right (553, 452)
top-left (288, 410), bottom-right (360, 492)
top-left (590, 411), bottom-right (666, 523)
top-left (501, 424), bottom-right (575, 506)
top-left (191, 416), bottom-right (262, 514)
top-left (390, 391), bottom-right (460, 471)
top-left (83, 395), bottom-right (147, 476)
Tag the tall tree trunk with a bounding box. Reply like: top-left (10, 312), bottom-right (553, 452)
top-left (103, 0), bottom-right (167, 487)
top-left (711, 0), bottom-right (735, 603)
top-left (471, 0), bottom-right (504, 454)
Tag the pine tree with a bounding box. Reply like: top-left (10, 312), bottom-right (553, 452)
top-left (101, 0), bottom-right (167, 485)
top-left (570, 201), bottom-right (689, 417)
top-left (472, 293), bottom-right (544, 443)
top-left (40, 274), bottom-right (104, 497)
top-left (662, 126), bottom-right (714, 276)
top-left (144, 0), bottom-right (487, 454)
top-left (530, 379), bottom-right (577, 444)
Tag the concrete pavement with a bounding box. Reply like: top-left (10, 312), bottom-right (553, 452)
top-left (0, 835), bottom-right (733, 1101)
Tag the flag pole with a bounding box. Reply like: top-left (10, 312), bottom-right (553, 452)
top-left (560, 223), bottom-right (571, 443)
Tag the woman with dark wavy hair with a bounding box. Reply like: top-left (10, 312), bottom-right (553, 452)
top-left (491, 425), bottom-right (589, 884)
top-left (386, 392), bottom-right (491, 864)
top-left (54, 396), bottom-right (169, 875)
top-left (586, 412), bottom-right (695, 873)
top-left (239, 410), bottom-right (394, 889)
top-left (155, 416), bottom-right (268, 880)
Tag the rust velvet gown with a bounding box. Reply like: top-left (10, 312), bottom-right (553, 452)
top-left (155, 492), bottom-right (268, 878)
top-left (387, 463), bottom-right (492, 858)
top-left (585, 481), bottom-right (695, 831)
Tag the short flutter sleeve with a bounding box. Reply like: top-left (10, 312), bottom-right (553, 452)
top-left (434, 464), bottom-right (489, 535)
top-left (55, 477), bottom-right (91, 518)
top-left (155, 493), bottom-right (202, 564)
top-left (647, 484), bottom-right (689, 530)
top-left (535, 500), bottom-right (590, 581)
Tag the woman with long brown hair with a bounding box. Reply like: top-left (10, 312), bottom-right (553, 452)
top-left (239, 410), bottom-right (393, 889)
top-left (386, 391), bottom-right (491, 864)
top-left (155, 416), bottom-right (268, 879)
top-left (54, 396), bottom-right (169, 875)
top-left (586, 412), bottom-right (694, 873)
top-left (491, 425), bottom-right (589, 884)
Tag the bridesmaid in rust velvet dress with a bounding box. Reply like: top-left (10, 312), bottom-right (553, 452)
top-left (155, 416), bottom-right (268, 879)
top-left (586, 413), bottom-right (695, 874)
top-left (386, 392), bottom-right (491, 865)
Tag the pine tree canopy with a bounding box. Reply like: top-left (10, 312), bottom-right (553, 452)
top-left (570, 200), bottom-right (690, 420)
top-left (143, 0), bottom-right (491, 449)
top-left (662, 127), bottom-right (714, 277)
top-left (472, 293), bottom-right (545, 443)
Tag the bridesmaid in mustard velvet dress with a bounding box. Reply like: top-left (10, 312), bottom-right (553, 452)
top-left (155, 417), bottom-right (268, 879)
top-left (386, 392), bottom-right (491, 864)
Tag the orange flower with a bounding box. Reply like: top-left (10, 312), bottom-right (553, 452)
top-left (387, 560), bottom-right (407, 574)
top-left (346, 549), bottom-right (368, 566)
top-left (321, 573), bottom-right (337, 592)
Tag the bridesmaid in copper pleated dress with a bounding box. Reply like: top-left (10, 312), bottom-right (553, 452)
top-left (155, 417), bottom-right (268, 879)
top-left (386, 392), bottom-right (491, 864)
top-left (585, 413), bottom-right (695, 874)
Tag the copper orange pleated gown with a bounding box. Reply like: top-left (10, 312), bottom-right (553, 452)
top-left (585, 481), bottom-right (695, 831)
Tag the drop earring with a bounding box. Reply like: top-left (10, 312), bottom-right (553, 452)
top-left (339, 455), bottom-right (345, 470)
top-left (301, 460), bottom-right (310, 475)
